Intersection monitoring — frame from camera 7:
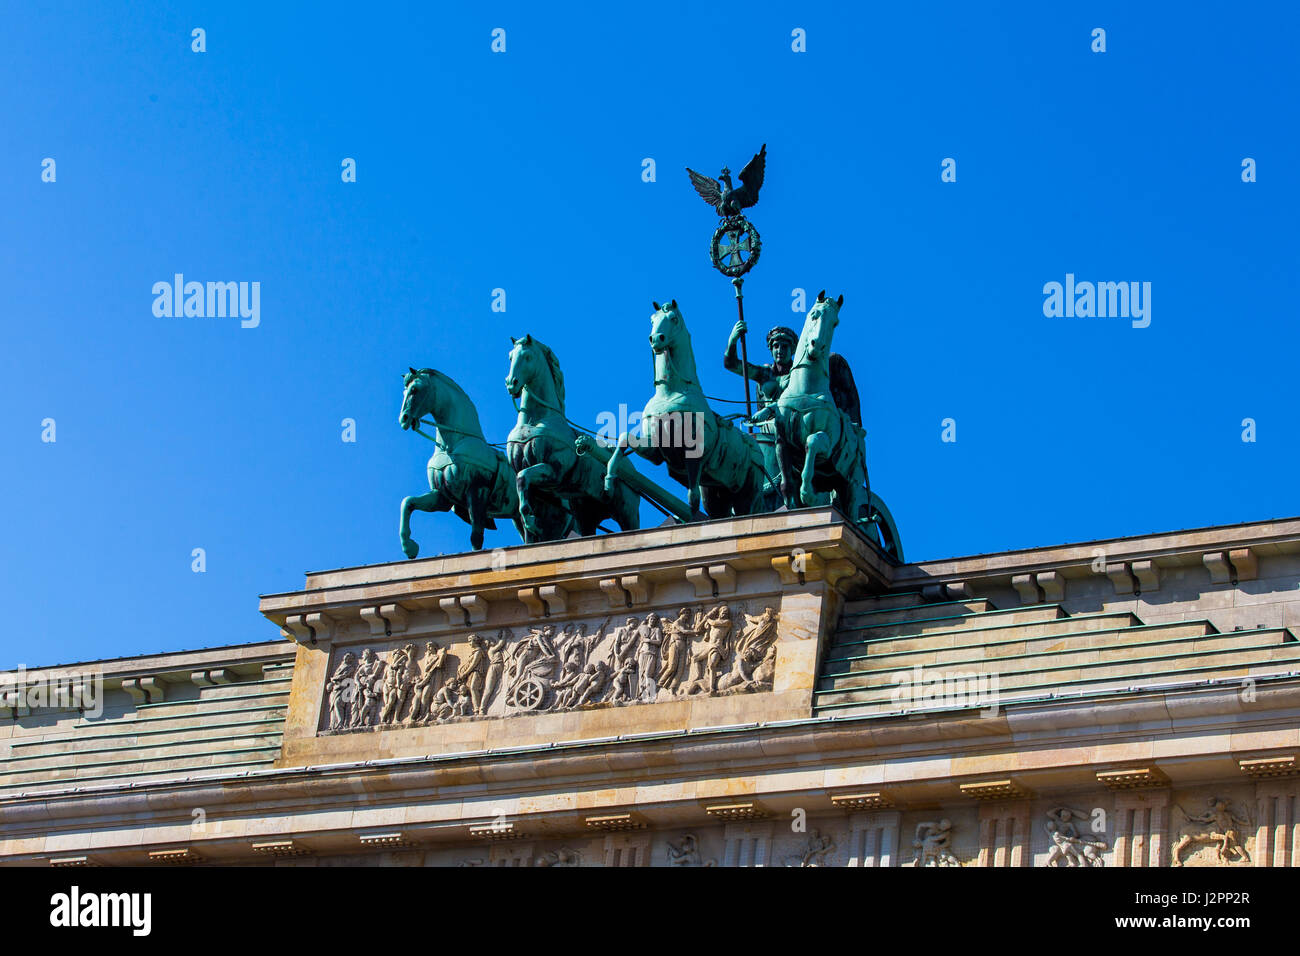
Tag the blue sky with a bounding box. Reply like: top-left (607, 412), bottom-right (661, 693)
top-left (2, 2), bottom-right (1297, 668)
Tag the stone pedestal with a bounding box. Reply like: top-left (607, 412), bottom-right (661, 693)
top-left (258, 508), bottom-right (885, 769)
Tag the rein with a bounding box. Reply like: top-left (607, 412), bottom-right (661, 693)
top-left (653, 343), bottom-right (697, 389)
top-left (510, 388), bottom-right (603, 441)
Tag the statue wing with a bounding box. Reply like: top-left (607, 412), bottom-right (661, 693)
top-left (686, 167), bottom-right (722, 208)
top-left (829, 353), bottom-right (862, 426)
top-left (733, 144), bottom-right (767, 208)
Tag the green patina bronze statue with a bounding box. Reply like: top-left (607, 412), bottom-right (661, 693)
top-left (389, 144), bottom-right (903, 563)
top-left (687, 145), bottom-right (766, 280)
top-left (724, 319), bottom-right (797, 501)
top-left (398, 367), bottom-right (523, 556)
top-left (506, 334), bottom-right (641, 542)
top-left (603, 300), bottom-right (769, 518)
top-left (749, 291), bottom-right (902, 559)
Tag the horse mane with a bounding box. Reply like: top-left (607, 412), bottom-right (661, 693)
top-left (663, 306), bottom-right (700, 387)
top-left (528, 339), bottom-right (566, 412)
top-left (419, 368), bottom-right (468, 401)
top-left (414, 368), bottom-right (486, 436)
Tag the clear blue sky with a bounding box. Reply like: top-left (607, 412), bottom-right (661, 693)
top-left (2, 2), bottom-right (1297, 668)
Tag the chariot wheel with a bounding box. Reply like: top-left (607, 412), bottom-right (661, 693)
top-left (858, 491), bottom-right (904, 563)
top-left (512, 677), bottom-right (547, 711)
top-left (710, 216), bottom-right (761, 277)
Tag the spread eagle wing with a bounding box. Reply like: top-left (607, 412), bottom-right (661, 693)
top-left (829, 352), bottom-right (862, 426)
top-left (733, 143), bottom-right (767, 208)
top-left (686, 167), bottom-right (723, 209)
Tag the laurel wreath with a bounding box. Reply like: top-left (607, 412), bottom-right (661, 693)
top-left (710, 216), bottom-right (762, 277)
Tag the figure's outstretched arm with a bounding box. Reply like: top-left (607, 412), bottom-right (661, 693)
top-left (724, 320), bottom-right (773, 383)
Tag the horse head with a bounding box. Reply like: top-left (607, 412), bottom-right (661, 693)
top-left (648, 299), bottom-right (685, 354)
top-left (399, 367), bottom-right (435, 430)
top-left (506, 334), bottom-right (565, 411)
top-left (796, 290), bottom-right (845, 369)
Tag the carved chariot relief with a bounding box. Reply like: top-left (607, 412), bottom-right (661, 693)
top-left (321, 603), bottom-right (781, 733)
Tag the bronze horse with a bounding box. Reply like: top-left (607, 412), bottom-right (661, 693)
top-left (398, 367), bottom-right (522, 556)
top-left (505, 335), bottom-right (640, 542)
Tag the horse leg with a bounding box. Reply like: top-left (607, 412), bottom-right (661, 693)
top-left (467, 485), bottom-right (489, 552)
top-left (489, 503), bottom-right (528, 544)
top-left (571, 498), bottom-right (601, 537)
top-left (683, 454), bottom-right (704, 516)
top-left (400, 490), bottom-right (449, 559)
top-left (774, 436), bottom-right (799, 510)
top-left (802, 432), bottom-right (832, 507)
top-left (849, 457), bottom-right (872, 525)
top-left (741, 462), bottom-right (764, 515)
top-left (515, 463), bottom-right (557, 542)
top-left (615, 482), bottom-right (641, 532)
top-left (700, 485), bottom-right (721, 518)
top-left (604, 435), bottom-right (631, 496)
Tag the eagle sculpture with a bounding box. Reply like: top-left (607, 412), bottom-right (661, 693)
top-left (686, 144), bottom-right (766, 218)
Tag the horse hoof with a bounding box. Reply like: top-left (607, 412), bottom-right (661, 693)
top-left (401, 539), bottom-right (419, 559)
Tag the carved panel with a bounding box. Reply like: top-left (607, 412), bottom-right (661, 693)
top-left (1170, 794), bottom-right (1254, 867)
top-left (319, 602), bottom-right (780, 733)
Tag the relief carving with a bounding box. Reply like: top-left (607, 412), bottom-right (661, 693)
top-left (482, 630), bottom-right (509, 712)
top-left (321, 602), bottom-right (780, 733)
top-left (717, 607), bottom-right (779, 695)
top-left (635, 613), bottom-right (664, 702)
top-left (326, 651), bottom-right (357, 730)
top-left (352, 648), bottom-right (384, 728)
top-left (379, 644), bottom-right (416, 724)
top-left (1171, 797), bottom-right (1252, 867)
top-left (1044, 807), bottom-right (1107, 867)
top-left (408, 641), bottom-right (447, 723)
top-left (904, 819), bottom-right (963, 867)
top-left (666, 834), bottom-right (715, 867)
top-left (457, 634), bottom-right (490, 715)
top-left (536, 847), bottom-right (583, 867)
top-left (683, 605), bottom-right (733, 696)
top-left (786, 828), bottom-right (836, 867)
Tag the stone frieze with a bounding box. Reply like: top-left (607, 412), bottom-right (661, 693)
top-left (321, 602), bottom-right (780, 733)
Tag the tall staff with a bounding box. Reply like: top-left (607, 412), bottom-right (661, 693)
top-left (731, 277), bottom-right (752, 422)
top-left (686, 144), bottom-right (767, 429)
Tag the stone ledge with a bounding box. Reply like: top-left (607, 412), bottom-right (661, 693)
top-left (1238, 755), bottom-right (1298, 778)
top-left (1096, 767), bottom-right (1170, 790)
top-left (830, 791), bottom-right (894, 810)
top-left (958, 779), bottom-right (1031, 801)
top-left (895, 517), bottom-right (1300, 593)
